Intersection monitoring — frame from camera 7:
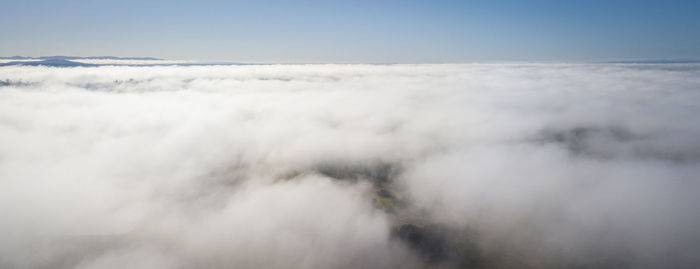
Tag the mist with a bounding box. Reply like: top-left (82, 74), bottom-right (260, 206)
top-left (1, 64), bottom-right (699, 268)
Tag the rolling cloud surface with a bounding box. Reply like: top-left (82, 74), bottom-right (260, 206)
top-left (1, 64), bottom-right (699, 268)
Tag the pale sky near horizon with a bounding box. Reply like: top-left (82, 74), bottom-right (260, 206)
top-left (1, 0), bottom-right (699, 63)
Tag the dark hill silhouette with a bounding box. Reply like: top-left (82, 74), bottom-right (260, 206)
top-left (0, 56), bottom-right (162, 61)
top-left (0, 59), bottom-right (96, 67)
top-left (0, 56), bottom-right (166, 67)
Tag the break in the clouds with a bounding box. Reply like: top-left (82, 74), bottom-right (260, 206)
top-left (1, 64), bottom-right (699, 268)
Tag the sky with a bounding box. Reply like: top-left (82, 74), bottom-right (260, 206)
top-left (1, 0), bottom-right (699, 63)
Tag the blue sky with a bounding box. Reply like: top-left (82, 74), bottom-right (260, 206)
top-left (1, 0), bottom-right (699, 62)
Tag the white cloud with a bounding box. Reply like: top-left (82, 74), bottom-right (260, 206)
top-left (0, 64), bottom-right (699, 268)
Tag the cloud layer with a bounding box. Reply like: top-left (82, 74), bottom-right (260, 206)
top-left (1, 64), bottom-right (699, 268)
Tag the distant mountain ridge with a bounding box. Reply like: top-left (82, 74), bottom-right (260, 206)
top-left (0, 56), bottom-right (162, 60)
top-left (0, 56), bottom-right (168, 67)
top-left (0, 57), bottom-right (254, 67)
top-left (0, 59), bottom-right (97, 67)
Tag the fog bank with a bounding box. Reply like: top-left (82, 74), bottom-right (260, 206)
top-left (1, 64), bottom-right (699, 268)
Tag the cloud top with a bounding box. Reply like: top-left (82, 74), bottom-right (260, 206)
top-left (1, 64), bottom-right (699, 268)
